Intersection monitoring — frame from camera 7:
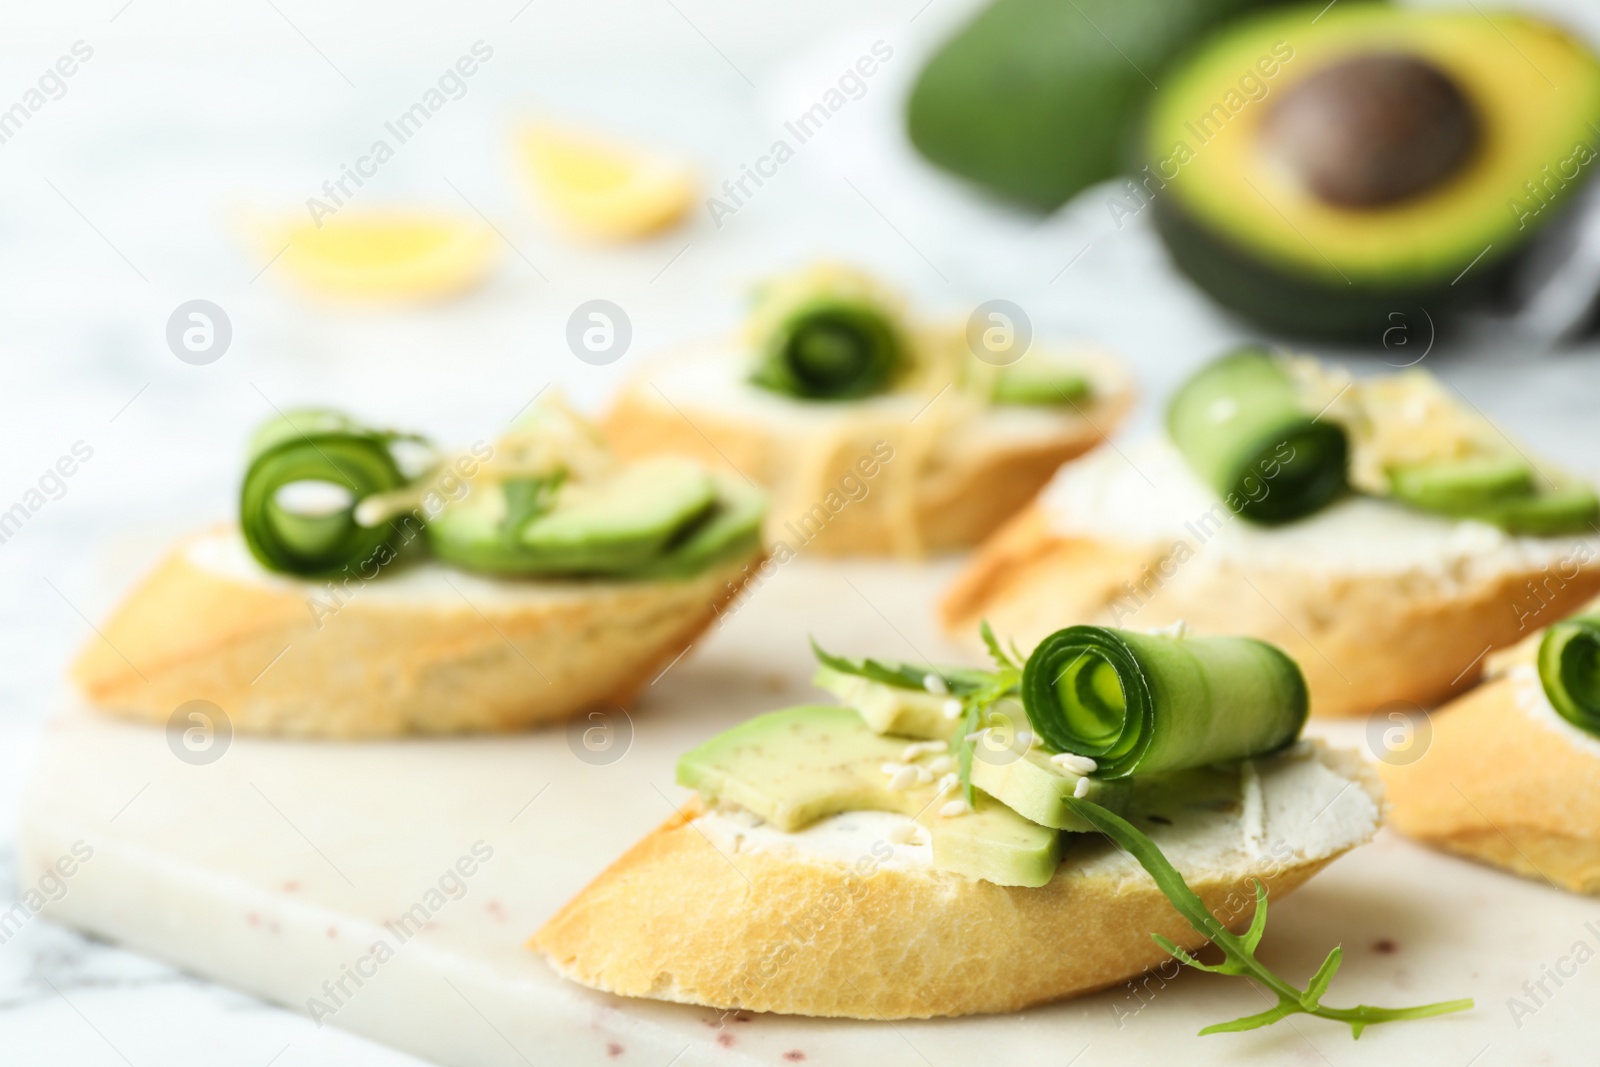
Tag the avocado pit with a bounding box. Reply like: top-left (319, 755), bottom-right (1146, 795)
top-left (1262, 53), bottom-right (1480, 207)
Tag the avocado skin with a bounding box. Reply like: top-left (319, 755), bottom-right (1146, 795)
top-left (907, 0), bottom-right (1287, 210)
top-left (1152, 195), bottom-right (1510, 341)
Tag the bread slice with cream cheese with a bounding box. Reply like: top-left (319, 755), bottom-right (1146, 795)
top-left (1382, 642), bottom-right (1600, 894)
top-left (72, 526), bottom-right (756, 738)
top-left (534, 740), bottom-right (1381, 1018)
top-left (601, 343), bottom-right (1134, 557)
top-left (943, 440), bottom-right (1600, 716)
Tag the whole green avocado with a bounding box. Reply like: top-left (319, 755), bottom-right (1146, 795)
top-left (906, 0), bottom-right (1290, 210)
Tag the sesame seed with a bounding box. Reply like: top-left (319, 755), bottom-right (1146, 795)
top-left (927, 756), bottom-right (954, 774)
top-left (900, 739), bottom-right (949, 762)
top-left (942, 699), bottom-right (963, 720)
top-left (887, 766), bottom-right (919, 791)
top-left (1051, 752), bottom-right (1098, 776)
top-left (936, 773), bottom-right (959, 795)
top-left (939, 799), bottom-right (971, 818)
top-left (1073, 777), bottom-right (1091, 799)
top-left (923, 673), bottom-right (949, 696)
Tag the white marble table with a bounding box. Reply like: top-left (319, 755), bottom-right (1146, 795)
top-left (4, 0), bottom-right (1600, 1063)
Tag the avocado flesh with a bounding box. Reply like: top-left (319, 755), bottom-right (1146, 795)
top-left (1387, 456), bottom-right (1600, 534)
top-left (907, 0), bottom-right (1284, 209)
top-left (677, 706), bottom-right (1061, 887)
top-left (519, 457), bottom-right (716, 571)
top-left (1387, 455), bottom-right (1534, 513)
top-left (429, 461), bottom-right (758, 578)
top-left (812, 666), bottom-right (962, 740)
top-left (629, 475), bottom-right (766, 579)
top-left (427, 482), bottom-right (536, 573)
top-left (992, 363), bottom-right (1092, 407)
top-left (1145, 5), bottom-right (1600, 338)
top-left (1478, 481), bottom-right (1600, 537)
top-left (970, 749), bottom-right (1128, 832)
top-left (815, 672), bottom-right (1130, 833)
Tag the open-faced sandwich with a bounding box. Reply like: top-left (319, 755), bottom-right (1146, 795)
top-left (73, 398), bottom-right (764, 737)
top-left (945, 347), bottom-right (1600, 716)
top-left (600, 263), bottom-right (1134, 556)
top-left (1384, 596), bottom-right (1600, 894)
top-left (536, 621), bottom-right (1470, 1030)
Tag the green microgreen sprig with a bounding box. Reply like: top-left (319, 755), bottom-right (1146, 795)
top-left (945, 621), bottom-right (1026, 803)
top-left (1061, 796), bottom-right (1473, 1037)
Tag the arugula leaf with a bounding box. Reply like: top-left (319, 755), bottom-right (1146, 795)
top-left (1061, 796), bottom-right (1473, 1038)
top-left (979, 619), bottom-right (1018, 670)
top-left (808, 639), bottom-right (935, 691)
top-left (808, 639), bottom-right (995, 695)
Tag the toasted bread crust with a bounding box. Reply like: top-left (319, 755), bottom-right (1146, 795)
top-left (600, 374), bottom-right (1134, 557)
top-left (72, 530), bottom-right (757, 738)
top-left (1382, 675), bottom-right (1600, 894)
top-left (534, 792), bottom-right (1365, 1019)
top-left (942, 504), bottom-right (1600, 717)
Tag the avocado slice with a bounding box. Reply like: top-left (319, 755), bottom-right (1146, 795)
top-left (970, 749), bottom-right (1128, 833)
top-left (814, 671), bottom-right (1130, 832)
top-left (678, 705), bottom-right (1061, 887)
top-left (628, 476), bottom-right (766, 580)
top-left (1387, 457), bottom-right (1600, 535)
top-left (1144, 6), bottom-right (1600, 338)
top-left (812, 666), bottom-right (962, 739)
top-left (1478, 481), bottom-right (1600, 537)
top-left (991, 361), bottom-right (1092, 407)
top-left (518, 457), bottom-right (716, 572)
top-left (429, 458), bottom-right (727, 576)
top-left (428, 479), bottom-right (539, 574)
top-left (906, 0), bottom-right (1284, 209)
top-left (1387, 455), bottom-right (1535, 515)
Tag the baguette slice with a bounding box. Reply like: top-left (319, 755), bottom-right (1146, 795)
top-left (944, 440), bottom-right (1600, 716)
top-left (600, 343), bottom-right (1134, 556)
top-left (1382, 666), bottom-right (1600, 894)
top-left (72, 526), bottom-right (757, 738)
top-left (535, 742), bottom-right (1382, 1019)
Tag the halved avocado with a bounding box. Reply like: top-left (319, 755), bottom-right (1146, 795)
top-left (1145, 4), bottom-right (1600, 338)
top-left (907, 0), bottom-right (1286, 209)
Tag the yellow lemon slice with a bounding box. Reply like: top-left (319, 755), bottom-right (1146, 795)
top-left (520, 124), bottom-right (696, 241)
top-left (270, 213), bottom-right (500, 301)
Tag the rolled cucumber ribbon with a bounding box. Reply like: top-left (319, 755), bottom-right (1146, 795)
top-left (750, 298), bottom-right (905, 400)
top-left (747, 267), bottom-right (909, 401)
top-left (1538, 611), bottom-right (1600, 736)
top-left (1166, 347), bottom-right (1348, 525)
top-left (1020, 626), bottom-right (1309, 778)
top-left (240, 409), bottom-right (419, 577)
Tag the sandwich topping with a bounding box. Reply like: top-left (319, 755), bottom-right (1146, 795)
top-left (1537, 606), bottom-right (1600, 738)
top-left (680, 624), bottom-right (1470, 1037)
top-left (745, 262), bottom-right (1095, 408)
top-left (1168, 347), bottom-right (1599, 533)
top-left (240, 396), bottom-right (765, 581)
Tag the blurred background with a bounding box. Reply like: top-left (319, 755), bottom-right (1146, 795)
top-left (4, 0), bottom-right (1600, 1061)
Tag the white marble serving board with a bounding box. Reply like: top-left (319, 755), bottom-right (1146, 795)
top-left (15, 557), bottom-right (1600, 1067)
